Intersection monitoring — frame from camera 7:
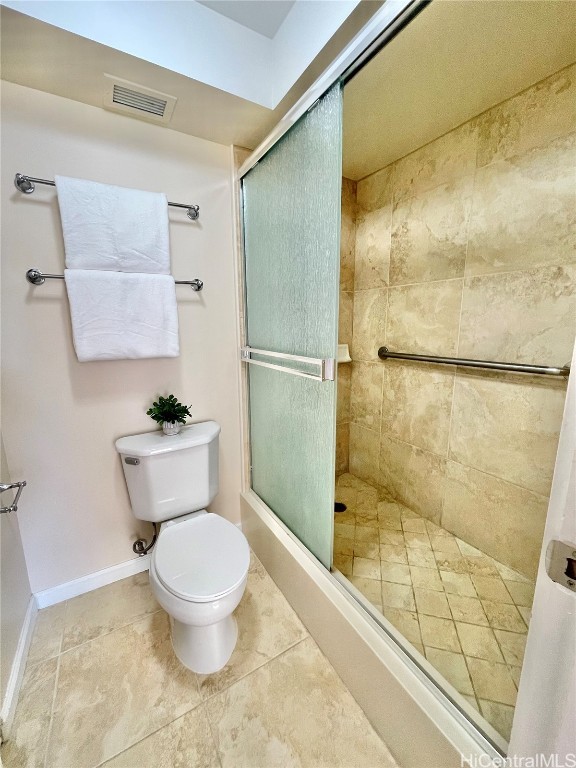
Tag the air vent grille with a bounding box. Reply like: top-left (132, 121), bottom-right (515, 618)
top-left (112, 85), bottom-right (167, 117)
top-left (103, 75), bottom-right (177, 125)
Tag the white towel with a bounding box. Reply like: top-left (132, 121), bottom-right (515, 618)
top-left (55, 176), bottom-right (170, 274)
top-left (64, 270), bottom-right (179, 362)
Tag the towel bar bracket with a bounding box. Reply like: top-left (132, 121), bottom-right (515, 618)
top-left (26, 269), bottom-right (203, 292)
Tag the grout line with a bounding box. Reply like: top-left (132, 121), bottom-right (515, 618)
top-left (42, 651), bottom-right (62, 768)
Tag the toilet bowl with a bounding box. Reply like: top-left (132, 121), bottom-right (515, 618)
top-left (115, 421), bottom-right (250, 674)
top-left (149, 511), bottom-right (250, 674)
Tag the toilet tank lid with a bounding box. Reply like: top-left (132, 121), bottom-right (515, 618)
top-left (115, 421), bottom-right (220, 457)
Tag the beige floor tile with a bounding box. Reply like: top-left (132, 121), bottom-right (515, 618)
top-left (380, 561), bottom-right (412, 585)
top-left (379, 529), bottom-right (405, 546)
top-left (198, 565), bottom-right (308, 699)
top-left (462, 694), bottom-right (480, 712)
top-left (440, 571), bottom-right (477, 597)
top-left (495, 562), bottom-right (531, 583)
top-left (382, 608), bottom-right (422, 645)
top-left (435, 553), bottom-right (468, 574)
top-left (402, 518), bottom-right (427, 533)
top-left (353, 541), bottom-right (380, 560)
top-left (334, 553), bottom-right (353, 577)
top-left (414, 589), bottom-right (451, 619)
top-left (379, 517), bottom-right (404, 532)
top-left (410, 566), bottom-right (444, 592)
top-left (333, 509), bottom-right (357, 526)
top-left (455, 539), bottom-right (484, 557)
top-left (355, 511), bottom-right (379, 529)
top-left (349, 576), bottom-right (384, 605)
top-left (430, 535), bottom-right (461, 554)
top-left (380, 544), bottom-right (408, 564)
top-left (465, 556), bottom-right (500, 578)
top-left (102, 705), bottom-right (220, 768)
top-left (517, 606), bottom-right (532, 627)
top-left (355, 526), bottom-right (378, 543)
top-left (470, 576), bottom-right (513, 604)
top-left (482, 600), bottom-right (527, 633)
top-left (503, 580), bottom-right (535, 608)
top-left (455, 623), bottom-right (504, 662)
top-left (493, 630), bottom-right (527, 666)
top-left (426, 520), bottom-right (452, 537)
top-left (27, 603), bottom-right (66, 664)
top-left (419, 616), bottom-right (460, 652)
top-left (47, 612), bottom-right (201, 768)
top-left (467, 658), bottom-right (517, 706)
top-left (479, 700), bottom-right (515, 743)
top-left (424, 648), bottom-right (474, 695)
top-left (334, 536), bottom-right (354, 557)
top-left (447, 594), bottom-right (489, 626)
top-left (403, 531), bottom-right (432, 549)
top-left (334, 522), bottom-right (355, 539)
top-left (205, 637), bottom-right (398, 768)
top-left (508, 666), bottom-right (523, 688)
top-left (407, 548), bottom-right (437, 569)
top-left (353, 557), bottom-right (382, 580)
top-left (381, 581), bottom-right (416, 611)
top-left (0, 658), bottom-right (58, 768)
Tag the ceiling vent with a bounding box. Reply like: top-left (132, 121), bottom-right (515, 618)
top-left (103, 75), bottom-right (177, 124)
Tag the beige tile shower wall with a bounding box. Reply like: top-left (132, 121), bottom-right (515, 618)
top-left (336, 178), bottom-right (356, 475)
top-left (349, 63), bottom-right (576, 579)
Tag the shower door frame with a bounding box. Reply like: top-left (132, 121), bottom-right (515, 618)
top-left (234, 0), bottom-right (515, 762)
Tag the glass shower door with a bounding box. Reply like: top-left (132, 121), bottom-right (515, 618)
top-left (241, 84), bottom-right (342, 569)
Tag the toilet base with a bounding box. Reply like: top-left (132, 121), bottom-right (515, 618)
top-left (171, 614), bottom-right (238, 674)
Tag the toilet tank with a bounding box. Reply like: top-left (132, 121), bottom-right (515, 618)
top-left (115, 421), bottom-right (220, 522)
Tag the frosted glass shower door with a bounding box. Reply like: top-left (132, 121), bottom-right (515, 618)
top-left (242, 84), bottom-right (342, 569)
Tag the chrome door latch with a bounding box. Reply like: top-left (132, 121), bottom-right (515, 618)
top-left (0, 481), bottom-right (27, 514)
top-left (547, 540), bottom-right (576, 593)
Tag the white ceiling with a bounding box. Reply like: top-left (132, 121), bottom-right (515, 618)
top-left (343, 0), bottom-right (576, 180)
top-left (197, 0), bottom-right (296, 39)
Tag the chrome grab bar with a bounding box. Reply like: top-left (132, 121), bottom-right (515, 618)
top-left (378, 347), bottom-right (570, 377)
top-left (0, 480), bottom-right (27, 514)
top-left (240, 346), bottom-right (335, 382)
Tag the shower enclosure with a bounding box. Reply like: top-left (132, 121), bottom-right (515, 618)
top-left (239, 0), bottom-right (575, 759)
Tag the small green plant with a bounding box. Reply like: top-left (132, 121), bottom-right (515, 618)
top-left (146, 394), bottom-right (192, 425)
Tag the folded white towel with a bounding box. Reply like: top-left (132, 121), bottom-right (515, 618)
top-left (64, 270), bottom-right (179, 362)
top-left (55, 176), bottom-right (170, 274)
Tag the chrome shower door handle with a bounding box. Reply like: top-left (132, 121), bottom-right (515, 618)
top-left (0, 480), bottom-right (27, 513)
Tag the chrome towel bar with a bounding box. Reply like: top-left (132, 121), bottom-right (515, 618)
top-left (14, 173), bottom-right (200, 220)
top-left (0, 480), bottom-right (26, 514)
top-left (240, 346), bottom-right (335, 382)
top-left (378, 347), bottom-right (570, 377)
top-left (26, 268), bottom-right (203, 292)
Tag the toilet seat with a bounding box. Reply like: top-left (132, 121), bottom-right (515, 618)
top-left (153, 513), bottom-right (250, 603)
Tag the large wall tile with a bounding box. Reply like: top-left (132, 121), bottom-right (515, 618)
top-left (357, 164), bottom-right (393, 212)
top-left (338, 290), bottom-right (353, 346)
top-left (355, 207), bottom-right (391, 290)
top-left (381, 362), bottom-right (454, 456)
top-left (379, 435), bottom-right (446, 523)
top-left (341, 177), bottom-right (357, 291)
top-left (386, 280), bottom-right (463, 356)
top-left (450, 373), bottom-right (566, 496)
top-left (459, 265), bottom-right (576, 366)
top-left (467, 133), bottom-right (576, 276)
top-left (390, 177), bottom-right (472, 285)
top-left (337, 364), bottom-right (351, 424)
top-left (442, 462), bottom-right (548, 579)
top-left (349, 423), bottom-right (380, 487)
top-left (336, 422), bottom-right (349, 476)
top-left (477, 63), bottom-right (576, 168)
top-left (393, 121), bottom-right (478, 204)
top-left (350, 361), bottom-right (383, 430)
top-left (352, 288), bottom-right (387, 362)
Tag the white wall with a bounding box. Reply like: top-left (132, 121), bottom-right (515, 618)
top-left (1, 82), bottom-right (241, 594)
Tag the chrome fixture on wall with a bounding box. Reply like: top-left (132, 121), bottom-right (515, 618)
top-left (26, 269), bottom-right (203, 292)
top-left (0, 480), bottom-right (27, 514)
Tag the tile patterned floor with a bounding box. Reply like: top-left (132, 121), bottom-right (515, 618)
top-left (2, 554), bottom-right (398, 768)
top-left (334, 473), bottom-right (536, 743)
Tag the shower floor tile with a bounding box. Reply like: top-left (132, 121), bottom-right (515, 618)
top-left (334, 472), bottom-right (535, 744)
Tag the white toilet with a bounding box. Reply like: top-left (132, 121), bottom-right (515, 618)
top-left (115, 421), bottom-right (250, 674)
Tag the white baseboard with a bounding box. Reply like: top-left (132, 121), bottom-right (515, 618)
top-left (34, 554), bottom-right (151, 609)
top-left (0, 596), bottom-right (37, 736)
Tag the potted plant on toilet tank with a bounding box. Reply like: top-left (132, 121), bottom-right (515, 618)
top-left (147, 394), bottom-right (192, 436)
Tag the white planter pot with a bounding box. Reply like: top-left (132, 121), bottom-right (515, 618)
top-left (162, 421), bottom-right (182, 436)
